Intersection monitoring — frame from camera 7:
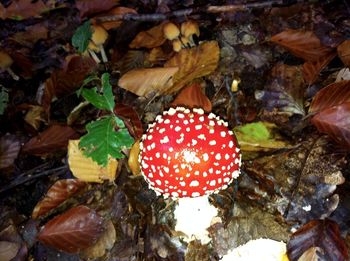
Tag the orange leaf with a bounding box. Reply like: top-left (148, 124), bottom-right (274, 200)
top-left (32, 179), bottom-right (86, 219)
top-left (302, 52), bottom-right (336, 85)
top-left (38, 206), bottom-right (104, 253)
top-left (129, 22), bottom-right (167, 49)
top-left (271, 29), bottom-right (334, 62)
top-left (337, 40), bottom-right (350, 67)
top-left (118, 67), bottom-right (179, 96)
top-left (0, 134), bottom-right (20, 169)
top-left (164, 41), bottom-right (220, 94)
top-left (171, 83), bottom-right (212, 112)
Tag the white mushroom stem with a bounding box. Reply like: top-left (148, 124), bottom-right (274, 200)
top-left (88, 49), bottom-right (101, 64)
top-left (99, 45), bottom-right (108, 63)
top-left (6, 68), bottom-right (19, 81)
top-left (174, 195), bottom-right (218, 244)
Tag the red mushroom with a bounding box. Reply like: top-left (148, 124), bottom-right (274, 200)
top-left (139, 107), bottom-right (241, 198)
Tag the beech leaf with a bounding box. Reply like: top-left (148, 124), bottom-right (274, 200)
top-left (114, 103), bottom-right (143, 139)
top-left (76, 0), bottom-right (119, 18)
top-left (129, 22), bottom-right (166, 49)
top-left (0, 135), bottom-right (20, 169)
top-left (38, 205), bottom-right (104, 253)
top-left (337, 40), bottom-right (350, 67)
top-left (72, 21), bottom-right (92, 53)
top-left (302, 52), bottom-right (336, 85)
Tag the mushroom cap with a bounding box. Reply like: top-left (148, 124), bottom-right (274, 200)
top-left (91, 25), bottom-right (108, 46)
top-left (0, 51), bottom-right (13, 69)
top-left (180, 20), bottom-right (200, 38)
top-left (163, 22), bottom-right (180, 41)
top-left (139, 107), bottom-right (241, 198)
top-left (172, 39), bottom-right (182, 52)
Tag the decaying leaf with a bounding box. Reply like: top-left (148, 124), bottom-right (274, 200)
top-left (38, 205), bottom-right (104, 253)
top-left (0, 241), bottom-right (21, 261)
top-left (118, 67), bottom-right (179, 96)
top-left (234, 122), bottom-right (291, 151)
top-left (297, 247), bottom-right (323, 261)
top-left (302, 52), bottom-right (336, 85)
top-left (0, 0), bottom-right (54, 20)
top-left (94, 7), bottom-right (137, 30)
top-left (129, 22), bottom-right (167, 49)
top-left (0, 134), bottom-right (20, 170)
top-left (171, 83), bottom-right (212, 112)
top-left (164, 41), bottom-right (220, 94)
top-left (270, 29), bottom-right (334, 62)
top-left (337, 40), bottom-right (350, 67)
top-left (287, 219), bottom-right (348, 261)
top-left (22, 125), bottom-right (79, 156)
top-left (114, 103), bottom-right (143, 139)
top-left (76, 0), bottom-right (119, 18)
top-left (68, 140), bottom-right (118, 183)
top-left (128, 140), bottom-right (140, 176)
top-left (32, 179), bottom-right (87, 219)
top-left (24, 105), bottom-right (46, 130)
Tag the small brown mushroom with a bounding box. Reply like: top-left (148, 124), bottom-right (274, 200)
top-left (180, 20), bottom-right (200, 47)
top-left (88, 25), bottom-right (108, 63)
top-left (0, 51), bottom-right (19, 81)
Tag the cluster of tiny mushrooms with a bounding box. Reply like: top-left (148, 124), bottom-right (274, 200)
top-left (139, 107), bottom-right (241, 199)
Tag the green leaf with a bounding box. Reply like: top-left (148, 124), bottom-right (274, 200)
top-left (0, 86), bottom-right (9, 115)
top-left (79, 116), bottom-right (134, 166)
top-left (81, 73), bottom-right (115, 112)
top-left (72, 21), bottom-right (92, 53)
top-left (76, 74), bottom-right (100, 97)
top-left (235, 122), bottom-right (271, 142)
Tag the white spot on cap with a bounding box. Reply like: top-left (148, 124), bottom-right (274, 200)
top-left (172, 192), bottom-right (179, 197)
top-left (142, 162), bottom-right (149, 169)
top-left (184, 120), bottom-right (189, 125)
top-left (215, 153), bottom-right (221, 160)
top-left (209, 140), bottom-right (216, 145)
top-left (159, 128), bottom-right (166, 134)
top-left (199, 116), bottom-right (205, 122)
top-left (156, 152), bottom-right (160, 158)
top-left (156, 180), bottom-right (162, 185)
top-left (167, 107), bottom-right (177, 115)
top-left (232, 170), bottom-right (240, 178)
top-left (203, 172), bottom-right (208, 177)
top-left (186, 127), bottom-right (190, 132)
top-left (180, 181), bottom-right (186, 187)
top-left (192, 192), bottom-right (200, 197)
top-left (224, 177), bottom-right (231, 183)
top-left (190, 180), bottom-right (199, 187)
top-left (198, 134), bottom-right (206, 140)
top-left (194, 170), bottom-right (200, 175)
top-left (163, 153), bottom-right (167, 159)
top-left (169, 147), bottom-right (174, 152)
top-left (225, 154), bottom-right (230, 160)
top-left (220, 131), bottom-right (226, 137)
top-left (175, 126), bottom-right (181, 132)
top-left (193, 108), bottom-right (204, 114)
top-left (195, 125), bottom-right (202, 130)
top-left (203, 153), bottom-right (209, 162)
top-left (147, 135), bottom-right (153, 140)
top-left (209, 120), bottom-right (215, 126)
top-left (229, 141), bottom-right (234, 148)
top-left (209, 168), bottom-right (213, 174)
top-left (164, 167), bottom-right (169, 173)
top-left (177, 113), bottom-right (185, 118)
top-left (192, 139), bottom-right (198, 146)
top-left (160, 136), bottom-right (169, 144)
top-left (209, 180), bottom-right (216, 186)
top-left (164, 119), bottom-right (170, 124)
top-left (215, 170), bottom-right (221, 174)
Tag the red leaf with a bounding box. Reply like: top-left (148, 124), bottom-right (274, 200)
top-left (171, 83), bottom-right (212, 112)
top-left (0, 134), bottom-right (21, 169)
top-left (311, 102), bottom-right (350, 148)
top-left (302, 52), bottom-right (336, 85)
top-left (309, 80), bottom-right (350, 113)
top-left (32, 179), bottom-right (86, 219)
top-left (287, 219), bottom-right (348, 261)
top-left (114, 104), bottom-right (143, 139)
top-left (76, 0), bottom-right (119, 18)
top-left (271, 29), bottom-right (334, 62)
top-left (22, 125), bottom-right (79, 156)
top-left (38, 206), bottom-right (104, 253)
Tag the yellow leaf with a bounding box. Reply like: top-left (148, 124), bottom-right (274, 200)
top-left (164, 41), bottom-right (220, 94)
top-left (68, 140), bottom-right (118, 183)
top-left (118, 67), bottom-right (179, 96)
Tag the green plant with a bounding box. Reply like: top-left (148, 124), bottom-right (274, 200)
top-left (79, 73), bottom-right (134, 166)
top-left (72, 20), bottom-right (92, 53)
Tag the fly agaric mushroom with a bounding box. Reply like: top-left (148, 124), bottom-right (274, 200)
top-left (88, 25), bottom-right (108, 63)
top-left (139, 107), bottom-right (241, 243)
top-left (0, 51), bottom-right (19, 81)
top-left (180, 20), bottom-right (200, 47)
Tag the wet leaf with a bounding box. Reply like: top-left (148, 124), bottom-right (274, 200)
top-left (68, 140), bottom-right (118, 183)
top-left (271, 29), bottom-right (334, 62)
top-left (93, 7), bottom-right (137, 30)
top-left (309, 80), bottom-right (350, 113)
top-left (171, 83), bottom-right (212, 112)
top-left (234, 122), bottom-right (291, 151)
top-left (287, 219), bottom-right (348, 261)
top-left (22, 125), bottom-right (79, 156)
top-left (311, 102), bottom-right (350, 148)
top-left (129, 22), bottom-right (167, 49)
top-left (118, 67), bottom-right (179, 96)
top-left (0, 0), bottom-right (53, 20)
top-left (302, 52), bottom-right (336, 85)
top-left (0, 135), bottom-right (21, 169)
top-left (38, 205), bottom-right (104, 253)
top-left (164, 41), bottom-right (220, 94)
top-left (114, 104), bottom-right (143, 139)
top-left (72, 21), bottom-right (92, 53)
top-left (76, 0), bottom-right (119, 18)
top-left (337, 40), bottom-right (350, 67)
top-left (32, 179), bottom-right (87, 219)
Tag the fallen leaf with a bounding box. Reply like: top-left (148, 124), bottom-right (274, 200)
top-left (311, 102), bottom-right (350, 148)
top-left (0, 134), bottom-right (20, 169)
top-left (337, 40), bottom-right (350, 67)
top-left (32, 179), bottom-right (87, 219)
top-left (38, 205), bottom-right (104, 253)
top-left (309, 80), bottom-right (350, 113)
top-left (94, 7), bottom-right (137, 30)
top-left (128, 140), bottom-right (140, 176)
top-left (287, 219), bottom-right (348, 261)
top-left (0, 0), bottom-right (53, 20)
top-left (68, 140), bottom-right (118, 183)
top-left (22, 125), bottom-right (79, 156)
top-left (271, 29), bottom-right (334, 62)
top-left (297, 247), bottom-right (323, 261)
top-left (118, 67), bottom-right (179, 96)
top-left (164, 41), bottom-right (220, 94)
top-left (234, 122), bottom-right (290, 151)
top-left (10, 23), bottom-right (48, 46)
top-left (171, 83), bottom-right (212, 112)
top-left (114, 103), bottom-right (143, 139)
top-left (0, 241), bottom-right (21, 261)
top-left (129, 22), bottom-right (167, 49)
top-left (302, 52), bottom-right (336, 85)
top-left (335, 68), bottom-right (350, 82)
top-left (24, 105), bottom-right (46, 130)
top-left (76, 0), bottom-right (119, 18)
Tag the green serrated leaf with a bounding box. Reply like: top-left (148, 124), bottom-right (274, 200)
top-left (236, 122), bottom-right (271, 142)
top-left (76, 74), bottom-right (100, 97)
top-left (72, 21), bottom-right (92, 53)
top-left (0, 86), bottom-right (9, 115)
top-left (81, 73), bottom-right (115, 111)
top-left (79, 116), bottom-right (134, 166)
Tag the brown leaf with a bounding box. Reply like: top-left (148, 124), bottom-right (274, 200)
top-left (118, 67), bottom-right (179, 96)
top-left (94, 7), bottom-right (137, 30)
top-left (0, 134), bottom-right (21, 170)
top-left (311, 102), bottom-right (350, 148)
top-left (38, 205), bottom-right (104, 253)
top-left (171, 83), bottom-right (212, 112)
top-left (76, 0), bottom-right (119, 18)
top-left (337, 40), bottom-right (350, 67)
top-left (22, 125), bottom-right (79, 156)
top-left (114, 103), bottom-right (143, 139)
top-left (270, 29), bottom-right (334, 62)
top-left (309, 80), bottom-right (350, 113)
top-left (164, 41), bottom-right (220, 94)
top-left (0, 241), bottom-right (21, 261)
top-left (0, 0), bottom-right (52, 20)
top-left (129, 22), bottom-right (167, 49)
top-left (10, 23), bottom-right (48, 46)
top-left (302, 52), bottom-right (336, 85)
top-left (24, 105), bottom-right (46, 130)
top-left (32, 179), bottom-right (87, 219)
top-left (287, 219), bottom-right (348, 261)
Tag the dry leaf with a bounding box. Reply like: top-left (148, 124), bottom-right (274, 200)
top-left (164, 41), bottom-right (220, 94)
top-left (38, 205), bottom-right (104, 253)
top-left (76, 0), bottom-right (119, 18)
top-left (94, 7), bottom-right (137, 30)
top-left (128, 140), bottom-right (141, 176)
top-left (337, 40), bottom-right (350, 67)
top-left (68, 140), bottom-right (118, 183)
top-left (24, 105), bottom-right (46, 130)
top-left (32, 179), bottom-right (87, 219)
top-left (171, 83), bottom-right (212, 112)
top-left (10, 23), bottom-right (48, 46)
top-left (0, 241), bottom-right (21, 261)
top-left (114, 103), bottom-right (143, 139)
top-left (0, 134), bottom-right (20, 170)
top-left (302, 52), bottom-right (336, 85)
top-left (129, 22), bottom-right (167, 49)
top-left (118, 67), bottom-right (179, 96)
top-left (271, 29), bottom-right (334, 62)
top-left (0, 0), bottom-right (52, 20)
